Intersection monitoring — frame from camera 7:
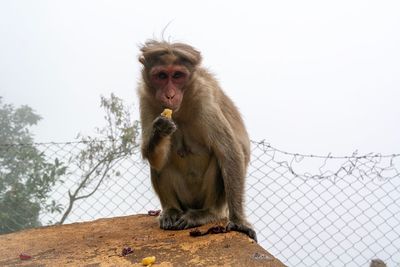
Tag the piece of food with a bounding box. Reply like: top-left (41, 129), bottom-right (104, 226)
top-left (19, 253), bottom-right (32, 260)
top-left (189, 225), bottom-right (228, 237)
top-left (121, 246), bottom-right (133, 256)
top-left (148, 210), bottom-right (161, 216)
top-left (161, 108), bottom-right (172, 119)
top-left (189, 229), bottom-right (202, 237)
top-left (141, 256), bottom-right (156, 266)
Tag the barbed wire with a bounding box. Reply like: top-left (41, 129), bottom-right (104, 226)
top-left (252, 140), bottom-right (400, 159)
top-left (251, 140), bottom-right (400, 183)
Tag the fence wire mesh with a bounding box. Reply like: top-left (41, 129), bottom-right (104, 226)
top-left (1, 140), bottom-right (399, 266)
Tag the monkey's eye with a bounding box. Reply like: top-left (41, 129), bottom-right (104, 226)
top-left (158, 72), bottom-right (168, 80)
top-left (172, 71), bottom-right (185, 79)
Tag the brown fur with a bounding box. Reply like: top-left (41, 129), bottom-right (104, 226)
top-left (137, 40), bottom-right (256, 240)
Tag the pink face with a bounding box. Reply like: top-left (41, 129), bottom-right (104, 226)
top-left (150, 65), bottom-right (189, 111)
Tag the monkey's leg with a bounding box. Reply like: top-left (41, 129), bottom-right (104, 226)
top-left (210, 127), bottom-right (258, 241)
top-left (150, 169), bottom-right (184, 230)
top-left (171, 209), bottom-right (224, 230)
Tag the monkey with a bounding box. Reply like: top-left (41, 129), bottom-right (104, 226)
top-left (370, 259), bottom-right (387, 267)
top-left (137, 40), bottom-right (257, 241)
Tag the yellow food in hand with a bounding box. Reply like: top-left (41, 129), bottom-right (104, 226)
top-left (141, 256), bottom-right (156, 266)
top-left (161, 108), bottom-right (172, 119)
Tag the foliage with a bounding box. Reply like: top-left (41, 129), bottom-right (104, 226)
top-left (0, 97), bottom-right (66, 234)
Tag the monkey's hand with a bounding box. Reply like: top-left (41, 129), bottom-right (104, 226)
top-left (227, 221), bottom-right (258, 242)
top-left (153, 115), bottom-right (177, 137)
top-left (145, 116), bottom-right (176, 170)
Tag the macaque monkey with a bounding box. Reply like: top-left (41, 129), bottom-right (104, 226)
top-left (137, 40), bottom-right (257, 241)
top-left (370, 259), bottom-right (387, 267)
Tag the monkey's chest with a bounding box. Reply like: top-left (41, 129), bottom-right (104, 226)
top-left (169, 142), bottom-right (211, 180)
top-left (170, 130), bottom-right (209, 167)
top-left (169, 151), bottom-right (220, 209)
top-left (163, 132), bottom-right (222, 209)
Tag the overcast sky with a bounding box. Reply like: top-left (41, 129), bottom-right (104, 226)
top-left (1, 0), bottom-right (399, 155)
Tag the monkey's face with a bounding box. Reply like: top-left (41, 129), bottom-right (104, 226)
top-left (149, 64), bottom-right (190, 111)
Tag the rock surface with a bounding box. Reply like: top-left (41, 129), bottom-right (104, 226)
top-left (0, 214), bottom-right (286, 266)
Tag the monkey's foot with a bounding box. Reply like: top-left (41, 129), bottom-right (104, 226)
top-left (159, 209), bottom-right (182, 229)
top-left (170, 209), bottom-right (220, 230)
top-left (171, 214), bottom-right (202, 230)
top-left (226, 221), bottom-right (258, 242)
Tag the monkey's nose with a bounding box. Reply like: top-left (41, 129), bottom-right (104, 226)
top-left (166, 94), bottom-right (175, 100)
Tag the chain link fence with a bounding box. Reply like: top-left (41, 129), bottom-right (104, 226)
top-left (1, 140), bottom-right (400, 266)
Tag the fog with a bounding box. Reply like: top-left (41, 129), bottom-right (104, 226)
top-left (2, 1), bottom-right (400, 266)
top-left (1, 0), bottom-right (399, 155)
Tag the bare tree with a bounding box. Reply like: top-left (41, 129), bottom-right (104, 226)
top-left (58, 94), bottom-right (139, 224)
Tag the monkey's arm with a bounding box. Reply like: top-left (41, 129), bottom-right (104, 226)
top-left (210, 126), bottom-right (246, 220)
top-left (205, 111), bottom-right (257, 241)
top-left (142, 116), bottom-right (176, 172)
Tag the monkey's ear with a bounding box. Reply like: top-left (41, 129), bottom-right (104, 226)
top-left (138, 55), bottom-right (146, 65)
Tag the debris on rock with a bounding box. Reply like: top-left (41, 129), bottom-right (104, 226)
top-left (19, 253), bottom-right (32, 260)
top-left (190, 225), bottom-right (229, 237)
top-left (121, 246), bottom-right (133, 256)
top-left (147, 210), bottom-right (161, 216)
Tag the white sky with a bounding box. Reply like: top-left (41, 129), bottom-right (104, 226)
top-left (1, 0), bottom-right (399, 155)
